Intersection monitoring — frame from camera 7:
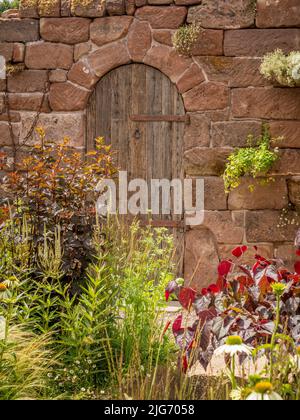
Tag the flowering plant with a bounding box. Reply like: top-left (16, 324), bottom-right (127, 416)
top-left (165, 240), bottom-right (300, 373)
top-left (0, 130), bottom-right (116, 282)
top-left (260, 49), bottom-right (300, 87)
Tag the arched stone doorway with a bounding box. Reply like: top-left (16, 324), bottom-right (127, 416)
top-left (86, 63), bottom-right (186, 273)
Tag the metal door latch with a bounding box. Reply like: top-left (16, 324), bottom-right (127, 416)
top-left (134, 128), bottom-right (141, 139)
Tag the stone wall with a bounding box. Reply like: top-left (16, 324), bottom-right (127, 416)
top-left (1, 0), bottom-right (300, 288)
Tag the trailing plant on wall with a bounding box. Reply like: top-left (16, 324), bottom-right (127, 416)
top-left (260, 49), bottom-right (300, 87)
top-left (172, 22), bottom-right (202, 56)
top-left (222, 125), bottom-right (281, 193)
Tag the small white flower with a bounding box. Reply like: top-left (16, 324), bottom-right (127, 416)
top-left (288, 52), bottom-right (300, 67)
top-left (290, 347), bottom-right (300, 370)
top-left (247, 381), bottom-right (282, 400)
top-left (291, 64), bottom-right (300, 81)
top-left (247, 391), bottom-right (282, 400)
top-left (214, 336), bottom-right (253, 357)
top-left (81, 387), bottom-right (86, 392)
top-left (230, 388), bottom-right (243, 401)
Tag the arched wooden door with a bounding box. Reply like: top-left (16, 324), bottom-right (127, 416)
top-left (86, 64), bottom-right (186, 273)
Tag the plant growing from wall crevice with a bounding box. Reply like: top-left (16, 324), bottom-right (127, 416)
top-left (6, 62), bottom-right (25, 76)
top-left (222, 125), bottom-right (281, 193)
top-left (260, 49), bottom-right (300, 87)
top-left (172, 22), bottom-right (202, 56)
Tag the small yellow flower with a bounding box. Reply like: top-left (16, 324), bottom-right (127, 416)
top-left (271, 282), bottom-right (286, 297)
top-left (82, 336), bottom-right (94, 345)
top-left (226, 335), bottom-right (243, 346)
top-left (254, 381), bottom-right (273, 394)
top-left (0, 283), bottom-right (7, 292)
top-left (247, 381), bottom-right (283, 400)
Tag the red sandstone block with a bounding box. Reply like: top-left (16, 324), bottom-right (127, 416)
top-left (87, 40), bottom-right (131, 78)
top-left (191, 210), bottom-right (245, 244)
top-left (135, 6), bottom-right (187, 29)
top-left (228, 178), bottom-right (288, 210)
top-left (68, 60), bottom-right (98, 90)
top-left (183, 82), bottom-right (229, 112)
top-left (184, 113), bottom-right (211, 150)
top-left (143, 44), bottom-right (192, 83)
top-left (187, 0), bottom-right (255, 29)
top-left (0, 43), bottom-right (13, 61)
top-left (224, 29), bottom-right (300, 57)
top-left (0, 19), bottom-right (39, 42)
top-left (232, 88), bottom-right (300, 120)
top-left (7, 70), bottom-right (48, 93)
top-left (49, 81), bottom-right (90, 111)
top-left (0, 121), bottom-right (20, 146)
top-left (8, 92), bottom-right (50, 112)
top-left (190, 29), bottom-right (223, 56)
top-left (90, 16), bottom-right (133, 46)
top-left (256, 0), bottom-right (300, 28)
top-left (184, 147), bottom-right (232, 176)
top-left (196, 56), bottom-right (267, 87)
top-left (176, 63), bottom-right (205, 93)
top-left (25, 42), bottom-right (74, 70)
top-left (246, 210), bottom-right (297, 242)
top-left (128, 20), bottom-right (152, 62)
top-left (40, 18), bottom-right (91, 44)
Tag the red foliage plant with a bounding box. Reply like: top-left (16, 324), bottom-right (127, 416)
top-left (165, 244), bottom-right (300, 372)
top-left (0, 130), bottom-right (116, 280)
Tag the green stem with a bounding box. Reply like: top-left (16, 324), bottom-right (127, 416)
top-left (0, 300), bottom-right (12, 364)
top-left (231, 354), bottom-right (237, 390)
top-left (270, 295), bottom-right (280, 383)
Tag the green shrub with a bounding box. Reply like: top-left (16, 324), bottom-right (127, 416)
top-left (0, 130), bottom-right (116, 283)
top-left (0, 129), bottom-right (181, 399)
top-left (222, 125), bottom-right (281, 193)
top-left (100, 220), bottom-right (175, 369)
top-left (260, 49), bottom-right (300, 87)
top-left (0, 0), bottom-right (19, 13)
top-left (0, 215), bottom-right (177, 399)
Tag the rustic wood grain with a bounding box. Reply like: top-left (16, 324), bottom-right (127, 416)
top-left (86, 63), bottom-right (186, 274)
